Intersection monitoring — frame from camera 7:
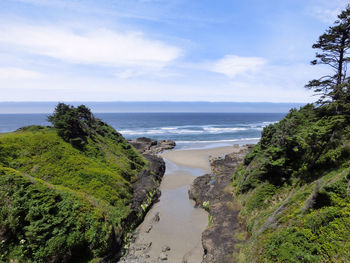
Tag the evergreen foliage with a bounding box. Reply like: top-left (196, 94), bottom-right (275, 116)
top-left (47, 103), bottom-right (120, 149)
top-left (233, 104), bottom-right (350, 263)
top-left (306, 5), bottom-right (350, 107)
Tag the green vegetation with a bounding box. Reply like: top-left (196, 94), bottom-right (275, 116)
top-left (233, 104), bottom-right (350, 262)
top-left (232, 7), bottom-right (350, 262)
top-left (0, 104), bottom-right (149, 262)
top-left (202, 201), bottom-right (211, 211)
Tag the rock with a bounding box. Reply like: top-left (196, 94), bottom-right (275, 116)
top-left (134, 242), bottom-right (152, 251)
top-left (130, 137), bottom-right (176, 155)
top-left (145, 224), bottom-right (153, 233)
top-left (189, 144), bottom-right (254, 263)
top-left (125, 154), bottom-right (165, 229)
top-left (144, 212), bottom-right (160, 234)
top-left (117, 139), bottom-right (172, 263)
top-left (152, 212), bottom-right (160, 223)
top-left (161, 245), bottom-right (171, 252)
top-left (159, 252), bottom-right (168, 260)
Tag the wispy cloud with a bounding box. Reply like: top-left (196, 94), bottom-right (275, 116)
top-left (15, 0), bottom-right (72, 8)
top-left (308, 0), bottom-right (349, 24)
top-left (14, 0), bottom-right (160, 21)
top-left (0, 67), bottom-right (43, 79)
top-left (0, 0), bottom-right (337, 102)
top-left (0, 24), bottom-right (182, 69)
top-left (211, 55), bottom-right (267, 78)
top-left (13, 0), bottom-right (210, 24)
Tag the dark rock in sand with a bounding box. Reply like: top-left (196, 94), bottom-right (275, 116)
top-left (145, 224), bottom-right (153, 233)
top-left (161, 245), bottom-right (171, 252)
top-left (159, 252), bottom-right (168, 260)
top-left (151, 212), bottom-right (160, 223)
top-left (130, 137), bottom-right (176, 155)
top-left (189, 144), bottom-right (254, 263)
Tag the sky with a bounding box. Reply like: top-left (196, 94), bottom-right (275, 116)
top-left (0, 0), bottom-right (349, 102)
top-left (0, 102), bottom-right (306, 113)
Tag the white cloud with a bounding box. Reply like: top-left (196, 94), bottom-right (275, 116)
top-left (114, 67), bottom-right (181, 79)
top-left (0, 74), bottom-right (314, 102)
top-left (0, 67), bottom-right (43, 79)
top-left (1, 60), bottom-right (323, 102)
top-left (211, 55), bottom-right (267, 78)
top-left (0, 24), bottom-right (182, 69)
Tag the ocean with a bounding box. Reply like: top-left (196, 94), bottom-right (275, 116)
top-left (0, 113), bottom-right (285, 149)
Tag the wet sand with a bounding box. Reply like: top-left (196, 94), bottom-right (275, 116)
top-left (129, 146), bottom-right (234, 263)
top-left (162, 146), bottom-right (234, 171)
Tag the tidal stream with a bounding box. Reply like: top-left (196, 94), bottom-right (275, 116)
top-left (131, 157), bottom-right (208, 262)
top-left (122, 146), bottom-right (234, 263)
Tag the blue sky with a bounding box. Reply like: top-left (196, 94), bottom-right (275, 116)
top-left (0, 0), bottom-right (348, 102)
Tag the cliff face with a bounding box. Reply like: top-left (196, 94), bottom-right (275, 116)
top-left (0, 122), bottom-right (171, 262)
top-left (191, 104), bottom-right (350, 263)
top-left (189, 145), bottom-right (253, 263)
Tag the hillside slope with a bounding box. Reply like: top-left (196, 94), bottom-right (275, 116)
top-left (233, 104), bottom-right (350, 262)
top-left (0, 106), bottom-right (165, 263)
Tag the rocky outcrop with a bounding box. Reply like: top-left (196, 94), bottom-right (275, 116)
top-left (119, 239), bottom-right (171, 263)
top-left (130, 137), bottom-right (176, 155)
top-left (127, 137), bottom-right (175, 226)
top-left (124, 137), bottom-right (175, 229)
top-left (122, 154), bottom-right (165, 231)
top-left (117, 139), bottom-right (174, 262)
top-left (189, 144), bottom-right (254, 263)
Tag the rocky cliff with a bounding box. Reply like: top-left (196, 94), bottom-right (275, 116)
top-left (189, 144), bottom-right (253, 263)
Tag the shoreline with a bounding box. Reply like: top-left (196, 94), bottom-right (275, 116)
top-left (174, 138), bottom-right (260, 151)
top-left (161, 146), bottom-right (237, 171)
top-left (120, 145), bottom-right (239, 263)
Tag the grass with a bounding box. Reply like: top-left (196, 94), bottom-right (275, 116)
top-left (0, 125), bottom-right (149, 263)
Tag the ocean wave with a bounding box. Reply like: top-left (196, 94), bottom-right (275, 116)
top-left (119, 125), bottom-right (264, 136)
top-left (203, 127), bottom-right (249, 133)
top-left (176, 138), bottom-right (261, 144)
top-left (119, 129), bottom-right (204, 135)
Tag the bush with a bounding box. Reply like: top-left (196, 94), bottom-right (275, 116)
top-left (236, 104), bottom-right (350, 193)
top-left (262, 227), bottom-right (320, 262)
top-left (245, 183), bottom-right (276, 212)
top-left (0, 167), bottom-right (111, 263)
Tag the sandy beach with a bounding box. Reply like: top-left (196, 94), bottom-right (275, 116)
top-left (162, 146), bottom-right (235, 171)
top-left (124, 146), bottom-right (235, 263)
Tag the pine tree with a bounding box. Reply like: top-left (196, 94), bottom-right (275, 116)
top-left (306, 5), bottom-right (350, 108)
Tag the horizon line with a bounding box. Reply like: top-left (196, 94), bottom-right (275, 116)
top-left (0, 101), bottom-right (308, 104)
top-left (0, 111), bottom-right (290, 114)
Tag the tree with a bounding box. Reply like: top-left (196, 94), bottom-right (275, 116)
top-left (47, 103), bottom-right (96, 149)
top-left (306, 5), bottom-right (350, 108)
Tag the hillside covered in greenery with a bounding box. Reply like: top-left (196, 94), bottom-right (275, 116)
top-left (231, 6), bottom-right (350, 262)
top-left (229, 6), bottom-right (350, 262)
top-left (233, 103), bottom-right (350, 262)
top-left (0, 104), bottom-right (155, 263)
